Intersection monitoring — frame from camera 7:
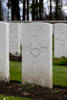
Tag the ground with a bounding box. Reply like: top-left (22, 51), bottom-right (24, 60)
top-left (0, 81), bottom-right (67, 100)
top-left (0, 61), bottom-right (63, 100)
top-left (10, 61), bottom-right (67, 87)
top-left (0, 58), bottom-right (67, 100)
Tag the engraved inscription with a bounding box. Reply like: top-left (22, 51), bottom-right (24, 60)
top-left (31, 43), bottom-right (41, 57)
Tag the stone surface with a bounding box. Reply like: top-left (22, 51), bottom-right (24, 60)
top-left (54, 23), bottom-right (67, 58)
top-left (21, 22), bottom-right (52, 88)
top-left (0, 22), bottom-right (9, 81)
top-left (9, 23), bottom-right (20, 54)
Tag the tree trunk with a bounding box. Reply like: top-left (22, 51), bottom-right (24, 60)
top-left (49, 0), bottom-right (52, 20)
top-left (27, 0), bottom-right (29, 21)
top-left (23, 0), bottom-right (26, 21)
top-left (32, 0), bottom-right (35, 20)
top-left (55, 0), bottom-right (59, 20)
top-left (35, 0), bottom-right (38, 20)
top-left (0, 0), bottom-right (2, 21)
top-left (11, 0), bottom-right (20, 21)
top-left (39, 0), bottom-right (43, 20)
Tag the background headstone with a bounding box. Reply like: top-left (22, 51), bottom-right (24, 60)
top-left (21, 22), bottom-right (52, 88)
top-left (54, 23), bottom-right (67, 58)
top-left (0, 22), bottom-right (9, 81)
top-left (9, 23), bottom-right (20, 54)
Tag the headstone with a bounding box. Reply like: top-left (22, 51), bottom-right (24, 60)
top-left (21, 22), bottom-right (52, 88)
top-left (9, 23), bottom-right (20, 54)
top-left (0, 22), bottom-right (9, 81)
top-left (54, 23), bottom-right (67, 58)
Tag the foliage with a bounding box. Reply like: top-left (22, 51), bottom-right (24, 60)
top-left (51, 89), bottom-right (60, 94)
top-left (30, 2), bottom-right (41, 9)
top-left (0, 94), bottom-right (31, 100)
top-left (22, 83), bottom-right (35, 93)
top-left (53, 57), bottom-right (67, 66)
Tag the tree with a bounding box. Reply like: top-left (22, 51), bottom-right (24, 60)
top-left (32, 0), bottom-right (36, 20)
top-left (23, 0), bottom-right (26, 21)
top-left (49, 0), bottom-right (52, 20)
top-left (54, 0), bottom-right (64, 20)
top-left (0, 0), bottom-right (2, 21)
top-left (55, 0), bottom-right (60, 20)
top-left (31, 0), bottom-right (44, 20)
top-left (27, 0), bottom-right (29, 21)
top-left (39, 0), bottom-right (43, 20)
top-left (8, 0), bottom-right (20, 21)
top-left (35, 0), bottom-right (38, 20)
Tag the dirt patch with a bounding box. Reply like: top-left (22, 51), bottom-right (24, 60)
top-left (0, 82), bottom-right (67, 100)
top-left (9, 53), bottom-right (22, 62)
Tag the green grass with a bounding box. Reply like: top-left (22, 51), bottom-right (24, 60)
top-left (53, 65), bottom-right (67, 87)
top-left (10, 61), bottom-right (67, 87)
top-left (0, 94), bottom-right (31, 100)
top-left (10, 61), bottom-right (22, 82)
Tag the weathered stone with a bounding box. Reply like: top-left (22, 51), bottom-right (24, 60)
top-left (9, 23), bottom-right (20, 54)
top-left (21, 22), bottom-right (52, 88)
top-left (0, 22), bottom-right (9, 81)
top-left (54, 23), bottom-right (67, 58)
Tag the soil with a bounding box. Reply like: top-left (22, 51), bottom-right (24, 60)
top-left (0, 82), bottom-right (67, 100)
top-left (9, 53), bottom-right (22, 62)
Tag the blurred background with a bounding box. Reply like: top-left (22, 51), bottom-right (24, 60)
top-left (0, 0), bottom-right (67, 21)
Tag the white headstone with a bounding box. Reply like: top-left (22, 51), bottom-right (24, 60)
top-left (54, 23), bottom-right (67, 58)
top-left (21, 22), bottom-right (52, 88)
top-left (9, 23), bottom-right (20, 54)
top-left (0, 22), bottom-right (9, 81)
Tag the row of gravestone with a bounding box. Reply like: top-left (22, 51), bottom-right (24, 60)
top-left (8, 22), bottom-right (67, 58)
top-left (0, 22), bottom-right (66, 89)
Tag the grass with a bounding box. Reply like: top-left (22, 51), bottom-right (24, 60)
top-left (53, 65), bottom-right (67, 87)
top-left (0, 94), bottom-right (31, 100)
top-left (10, 61), bottom-right (67, 87)
top-left (10, 61), bottom-right (22, 82)
top-left (52, 35), bottom-right (67, 87)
